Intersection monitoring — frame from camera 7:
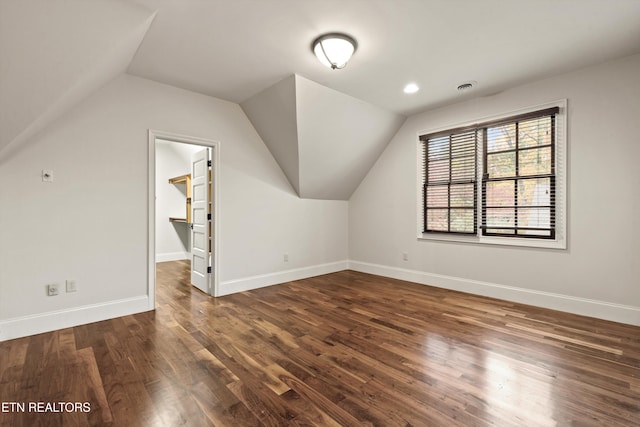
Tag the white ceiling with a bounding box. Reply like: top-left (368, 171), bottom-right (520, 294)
top-left (0, 0), bottom-right (154, 156)
top-left (3, 0), bottom-right (640, 198)
top-left (126, 0), bottom-right (640, 115)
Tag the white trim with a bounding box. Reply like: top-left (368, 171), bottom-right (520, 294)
top-left (416, 232), bottom-right (567, 250)
top-left (416, 99), bottom-right (568, 250)
top-left (4, 260), bottom-right (636, 341)
top-left (219, 261), bottom-right (349, 296)
top-left (156, 252), bottom-right (190, 262)
top-left (348, 260), bottom-right (640, 326)
top-left (211, 143), bottom-right (221, 296)
top-left (148, 130), bottom-right (221, 305)
top-left (0, 296), bottom-right (150, 342)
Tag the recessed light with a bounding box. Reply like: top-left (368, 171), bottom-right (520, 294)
top-left (404, 83), bottom-right (419, 94)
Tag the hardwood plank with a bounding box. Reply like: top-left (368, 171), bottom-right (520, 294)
top-left (76, 347), bottom-right (112, 424)
top-left (0, 262), bottom-right (639, 426)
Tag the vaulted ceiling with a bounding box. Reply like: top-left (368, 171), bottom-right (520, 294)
top-left (0, 0), bottom-right (155, 157)
top-left (125, 0), bottom-right (640, 115)
top-left (2, 0), bottom-right (640, 198)
top-left (241, 75), bottom-right (405, 199)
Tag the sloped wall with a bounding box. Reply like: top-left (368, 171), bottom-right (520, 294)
top-left (0, 0), bottom-right (155, 156)
top-left (242, 75), bottom-right (405, 200)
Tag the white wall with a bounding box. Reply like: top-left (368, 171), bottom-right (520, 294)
top-left (155, 139), bottom-right (201, 262)
top-left (0, 74), bottom-right (348, 340)
top-left (349, 53), bottom-right (640, 325)
top-left (3, 54), bottom-right (638, 342)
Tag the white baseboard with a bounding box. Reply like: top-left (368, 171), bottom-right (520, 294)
top-left (348, 260), bottom-right (640, 326)
top-left (219, 261), bottom-right (349, 296)
top-left (156, 252), bottom-right (189, 262)
top-left (0, 296), bottom-right (151, 342)
top-left (4, 260), bottom-right (635, 342)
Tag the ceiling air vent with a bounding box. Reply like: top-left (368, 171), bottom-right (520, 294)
top-left (457, 81), bottom-right (476, 91)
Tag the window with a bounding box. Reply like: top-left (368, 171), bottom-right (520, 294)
top-left (422, 128), bottom-right (477, 234)
top-left (419, 102), bottom-right (566, 248)
top-left (482, 109), bottom-right (557, 238)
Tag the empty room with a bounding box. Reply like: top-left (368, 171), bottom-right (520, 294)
top-left (1, 0), bottom-right (639, 426)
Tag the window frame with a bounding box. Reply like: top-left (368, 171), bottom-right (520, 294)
top-left (422, 127), bottom-right (478, 235)
top-left (417, 100), bottom-right (567, 250)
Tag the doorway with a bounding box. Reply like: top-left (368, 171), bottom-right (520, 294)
top-left (147, 130), bottom-right (219, 309)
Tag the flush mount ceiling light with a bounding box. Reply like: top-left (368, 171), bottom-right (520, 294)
top-left (312, 33), bottom-right (357, 70)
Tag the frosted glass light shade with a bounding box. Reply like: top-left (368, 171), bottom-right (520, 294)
top-left (312, 33), bottom-right (357, 69)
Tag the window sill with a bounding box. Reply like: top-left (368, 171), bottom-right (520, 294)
top-left (418, 233), bottom-right (566, 250)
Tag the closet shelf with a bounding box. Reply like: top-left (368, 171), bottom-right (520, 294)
top-left (168, 174), bottom-right (190, 185)
top-left (168, 173), bottom-right (192, 223)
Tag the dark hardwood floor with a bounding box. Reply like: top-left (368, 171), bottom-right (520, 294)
top-left (1, 260), bottom-right (639, 426)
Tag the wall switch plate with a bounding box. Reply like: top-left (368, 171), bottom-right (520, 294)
top-left (47, 284), bottom-right (59, 296)
top-left (66, 280), bottom-right (77, 293)
top-left (42, 170), bottom-right (54, 182)
top-left (402, 252), bottom-right (409, 261)
top-left (283, 253), bottom-right (289, 262)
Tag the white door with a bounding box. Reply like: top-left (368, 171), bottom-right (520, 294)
top-left (190, 148), bottom-right (210, 293)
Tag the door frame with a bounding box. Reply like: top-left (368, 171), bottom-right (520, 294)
top-left (147, 129), bottom-right (220, 309)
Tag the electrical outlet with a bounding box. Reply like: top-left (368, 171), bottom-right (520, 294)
top-left (402, 252), bottom-right (409, 261)
top-left (47, 284), bottom-right (59, 296)
top-left (283, 253), bottom-right (289, 262)
top-left (66, 279), bottom-right (77, 293)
